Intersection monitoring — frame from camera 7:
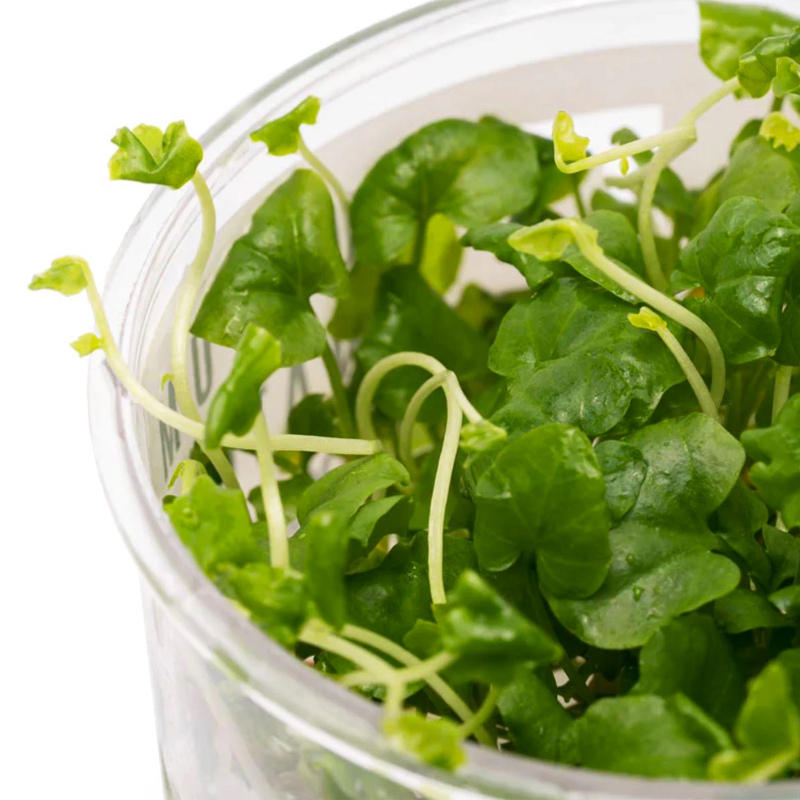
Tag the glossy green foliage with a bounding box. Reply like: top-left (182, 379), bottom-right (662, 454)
top-left (108, 121), bottom-right (202, 189)
top-left (192, 170), bottom-right (348, 363)
top-left (351, 117), bottom-right (539, 267)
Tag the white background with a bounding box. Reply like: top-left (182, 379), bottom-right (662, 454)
top-left (0, 2), bottom-right (421, 798)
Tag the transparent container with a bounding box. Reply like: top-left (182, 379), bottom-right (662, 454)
top-left (88, 0), bottom-right (799, 798)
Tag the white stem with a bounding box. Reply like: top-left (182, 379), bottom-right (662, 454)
top-left (398, 372), bottom-right (450, 469)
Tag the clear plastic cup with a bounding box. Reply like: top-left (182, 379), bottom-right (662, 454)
top-left (88, 0), bottom-right (799, 797)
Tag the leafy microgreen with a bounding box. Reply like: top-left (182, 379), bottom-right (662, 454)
top-left (249, 96), bottom-right (320, 155)
top-left (108, 122), bottom-right (202, 189)
top-left (29, 256), bottom-right (88, 295)
top-left (191, 169), bottom-right (348, 364)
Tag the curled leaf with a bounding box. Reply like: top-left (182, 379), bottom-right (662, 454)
top-left (109, 122), bottom-right (202, 189)
top-left (553, 111), bottom-right (590, 166)
top-left (29, 256), bottom-right (88, 296)
top-left (759, 112), bottom-right (800, 152)
top-left (70, 333), bottom-right (103, 357)
top-left (249, 96), bottom-right (321, 156)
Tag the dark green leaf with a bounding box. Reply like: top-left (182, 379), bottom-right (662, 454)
top-left (328, 262), bottom-right (380, 341)
top-left (108, 121), bottom-right (202, 189)
top-left (713, 480), bottom-right (772, 589)
top-left (777, 297), bottom-right (800, 365)
top-left (498, 670), bottom-right (575, 763)
top-left (345, 534), bottom-right (477, 644)
top-left (219, 563), bottom-right (311, 649)
top-left (384, 712), bottom-right (464, 771)
top-left (716, 137), bottom-right (800, 214)
top-left (710, 661), bottom-right (800, 782)
top-left (674, 196), bottom-right (800, 363)
top-left (192, 170), bottom-right (348, 364)
top-left (547, 415), bottom-right (744, 649)
top-left (698, 2), bottom-right (798, 81)
top-left (351, 117), bottom-right (539, 267)
top-left (473, 423), bottom-right (611, 598)
top-left (595, 440), bottom-right (648, 523)
top-left (249, 96), bottom-right (320, 155)
top-left (742, 394), bottom-right (800, 528)
top-left (355, 267), bottom-right (490, 420)
top-left (437, 571), bottom-right (563, 684)
top-left (461, 222), bottom-right (554, 290)
top-left (764, 525), bottom-right (800, 589)
top-left (714, 588), bottom-right (791, 633)
top-left (771, 585), bottom-right (800, 617)
top-left (205, 325), bottom-right (281, 448)
top-left (165, 475), bottom-right (265, 576)
top-left (489, 278), bottom-right (685, 437)
top-left (575, 694), bottom-right (722, 779)
top-left (634, 613), bottom-right (745, 728)
top-left (304, 509), bottom-right (350, 629)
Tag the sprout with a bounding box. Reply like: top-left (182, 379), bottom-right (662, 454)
top-left (249, 96), bottom-right (321, 155)
top-left (29, 256), bottom-right (88, 296)
top-left (553, 111), bottom-right (590, 168)
top-left (70, 333), bottom-right (103, 357)
top-left (760, 112), bottom-right (800, 152)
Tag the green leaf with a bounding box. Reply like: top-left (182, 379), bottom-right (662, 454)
top-left (419, 213), bottom-right (462, 294)
top-left (249, 96), bottom-right (320, 156)
top-left (473, 423), bottom-right (612, 598)
top-left (560, 210), bottom-right (646, 303)
top-left (575, 694), bottom-right (722, 779)
top-left (498, 670), bottom-right (575, 763)
top-left (742, 394), bottom-right (800, 528)
top-left (713, 480), bottom-right (772, 589)
top-left (350, 117), bottom-right (539, 267)
top-left (108, 122), bottom-right (202, 189)
top-left (219, 563), bottom-right (311, 649)
top-left (346, 534), bottom-right (477, 644)
top-left (699, 2), bottom-right (798, 81)
top-left (763, 525), bottom-right (800, 590)
top-left (634, 614), bottom-right (745, 728)
top-left (776, 297), bottom-right (800, 365)
top-left (716, 138), bottom-right (800, 214)
top-left (770, 585), bottom-right (800, 617)
top-left (437, 571), bottom-right (563, 684)
top-left (191, 170), bottom-right (348, 364)
top-left (547, 414), bottom-right (744, 649)
top-left (594, 440), bottom-right (648, 523)
top-left (489, 278), bottom-right (685, 437)
top-left (165, 476), bottom-right (265, 576)
top-left (714, 587), bottom-right (792, 633)
top-left (303, 509), bottom-right (350, 629)
top-left (29, 256), bottom-right (88, 296)
top-left (461, 222), bottom-right (554, 290)
top-left (70, 332), bottom-right (103, 357)
top-left (205, 325), bottom-right (281, 448)
top-left (354, 267), bottom-right (490, 420)
top-left (710, 661), bottom-right (800, 782)
top-left (249, 474), bottom-right (313, 524)
top-left (738, 29), bottom-right (800, 98)
top-left (384, 712), bottom-right (464, 771)
top-left (327, 262), bottom-right (380, 341)
top-left (674, 196), bottom-right (800, 363)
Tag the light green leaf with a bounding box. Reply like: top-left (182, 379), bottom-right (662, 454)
top-left (29, 256), bottom-right (88, 296)
top-left (419, 213), bottom-right (462, 294)
top-left (384, 712), bottom-right (464, 771)
top-left (249, 96), bottom-right (320, 156)
top-left (70, 333), bottom-right (103, 357)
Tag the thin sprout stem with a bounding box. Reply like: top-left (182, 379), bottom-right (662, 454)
top-left (78, 277), bottom-right (382, 455)
top-left (398, 372), bottom-right (450, 470)
top-left (341, 652), bottom-right (457, 688)
top-left (428, 388), bottom-right (462, 605)
top-left (300, 622), bottom-right (397, 682)
top-left (321, 342), bottom-right (355, 437)
top-left (355, 352), bottom-right (482, 440)
top-left (773, 365), bottom-right (793, 421)
top-left (567, 228), bottom-right (726, 408)
top-left (339, 624), bottom-right (492, 745)
top-left (573, 178), bottom-right (587, 217)
top-left (298, 138), bottom-right (350, 215)
top-left (253, 414), bottom-right (289, 569)
top-left (458, 686), bottom-right (500, 741)
top-left (384, 681), bottom-right (404, 721)
top-left (557, 127), bottom-right (695, 174)
top-left (638, 77), bottom-right (740, 290)
top-left (169, 173), bottom-right (239, 489)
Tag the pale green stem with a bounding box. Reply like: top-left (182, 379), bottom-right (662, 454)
top-left (399, 372), bottom-right (450, 470)
top-left (458, 686), bottom-right (500, 741)
top-left (773, 365), bottom-right (793, 421)
top-left (341, 652), bottom-right (457, 688)
top-left (77, 276), bottom-right (381, 454)
top-left (631, 308), bottom-right (718, 420)
top-left (355, 352), bottom-right (481, 440)
top-left (566, 229), bottom-right (726, 408)
top-left (339, 624), bottom-right (491, 745)
top-left (168, 173), bottom-right (239, 489)
top-left (298, 138), bottom-right (350, 215)
top-left (428, 389), bottom-right (462, 605)
top-left (253, 414), bottom-right (289, 570)
top-left (301, 622), bottom-right (397, 682)
top-left (321, 342), bottom-right (355, 437)
top-left (638, 77), bottom-right (740, 290)
top-left (556, 127), bottom-right (695, 174)
top-left (384, 681), bottom-right (405, 721)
